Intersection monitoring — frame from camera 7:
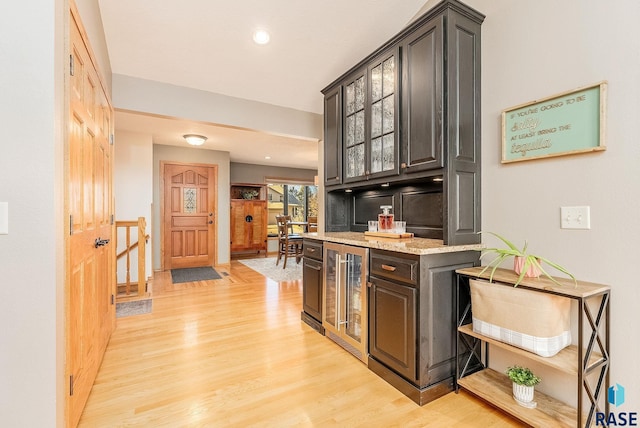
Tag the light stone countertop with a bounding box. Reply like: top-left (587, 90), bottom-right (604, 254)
top-left (301, 231), bottom-right (484, 256)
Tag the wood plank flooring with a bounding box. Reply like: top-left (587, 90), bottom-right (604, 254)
top-left (78, 260), bottom-right (522, 427)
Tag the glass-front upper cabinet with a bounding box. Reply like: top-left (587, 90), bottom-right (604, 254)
top-left (368, 49), bottom-right (399, 179)
top-left (343, 48), bottom-right (400, 184)
top-left (343, 69), bottom-right (367, 182)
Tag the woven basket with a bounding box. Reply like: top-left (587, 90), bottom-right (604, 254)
top-left (470, 279), bottom-right (571, 357)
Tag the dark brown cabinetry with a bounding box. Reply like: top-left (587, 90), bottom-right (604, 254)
top-left (322, 0), bottom-right (484, 246)
top-left (368, 248), bottom-right (479, 405)
top-left (301, 238), bottom-right (324, 334)
top-left (230, 184), bottom-right (267, 255)
top-left (369, 276), bottom-right (416, 381)
top-left (324, 86), bottom-right (342, 187)
top-left (401, 16), bottom-right (443, 173)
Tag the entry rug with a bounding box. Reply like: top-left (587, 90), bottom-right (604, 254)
top-left (116, 299), bottom-right (152, 318)
top-left (171, 266), bottom-right (222, 283)
top-left (238, 257), bottom-right (302, 283)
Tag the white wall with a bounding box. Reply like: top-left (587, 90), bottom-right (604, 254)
top-left (0, 0), bottom-right (65, 426)
top-left (466, 0), bottom-right (640, 409)
top-left (152, 145), bottom-right (231, 268)
top-left (114, 131), bottom-right (153, 282)
top-left (113, 75), bottom-right (323, 142)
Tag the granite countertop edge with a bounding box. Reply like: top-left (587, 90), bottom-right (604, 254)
top-left (301, 232), bottom-right (484, 255)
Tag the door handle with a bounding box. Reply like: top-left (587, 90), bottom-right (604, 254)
top-left (94, 237), bottom-right (110, 248)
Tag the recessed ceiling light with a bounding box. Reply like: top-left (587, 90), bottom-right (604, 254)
top-left (253, 29), bottom-right (270, 45)
top-left (265, 156), bottom-right (271, 160)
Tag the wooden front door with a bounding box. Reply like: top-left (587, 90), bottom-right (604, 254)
top-left (162, 162), bottom-right (217, 269)
top-left (67, 8), bottom-right (115, 428)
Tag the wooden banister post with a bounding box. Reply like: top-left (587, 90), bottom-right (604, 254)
top-left (138, 217), bottom-right (146, 296)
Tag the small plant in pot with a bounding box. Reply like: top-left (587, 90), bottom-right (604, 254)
top-left (506, 365), bottom-right (541, 408)
top-left (479, 232), bottom-right (577, 287)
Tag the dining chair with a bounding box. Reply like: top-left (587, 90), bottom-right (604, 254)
top-left (308, 216), bottom-right (318, 233)
top-left (275, 215), bottom-right (303, 269)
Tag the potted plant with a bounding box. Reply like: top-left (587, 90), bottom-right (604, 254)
top-left (506, 365), bottom-right (541, 408)
top-left (479, 232), bottom-right (577, 287)
top-left (468, 232), bottom-right (575, 358)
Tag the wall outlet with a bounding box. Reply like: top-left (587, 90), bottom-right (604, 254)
top-left (560, 206), bottom-right (590, 230)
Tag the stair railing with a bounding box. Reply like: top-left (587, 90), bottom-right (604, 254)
top-left (115, 217), bottom-right (149, 298)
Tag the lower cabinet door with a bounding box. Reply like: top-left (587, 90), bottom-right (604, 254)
top-left (369, 276), bottom-right (417, 382)
top-left (302, 257), bottom-right (322, 321)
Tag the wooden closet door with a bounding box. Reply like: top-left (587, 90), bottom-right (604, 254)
top-left (67, 9), bottom-right (115, 427)
top-left (246, 200), bottom-right (267, 248)
top-left (230, 200), bottom-right (266, 252)
top-left (230, 200), bottom-right (248, 252)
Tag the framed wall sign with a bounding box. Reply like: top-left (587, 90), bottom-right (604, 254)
top-left (502, 81), bottom-right (607, 163)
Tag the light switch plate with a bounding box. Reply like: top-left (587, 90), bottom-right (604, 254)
top-left (0, 202), bottom-right (7, 234)
top-left (560, 206), bottom-right (590, 229)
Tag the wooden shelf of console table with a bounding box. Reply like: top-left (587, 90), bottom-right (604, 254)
top-left (458, 324), bottom-right (604, 376)
top-left (455, 267), bottom-right (611, 428)
top-left (457, 368), bottom-right (580, 427)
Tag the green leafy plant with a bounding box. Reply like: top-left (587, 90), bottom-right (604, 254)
top-left (506, 365), bottom-right (541, 387)
top-left (479, 232), bottom-right (577, 287)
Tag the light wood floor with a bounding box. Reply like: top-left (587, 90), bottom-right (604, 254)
top-left (79, 260), bottom-right (523, 427)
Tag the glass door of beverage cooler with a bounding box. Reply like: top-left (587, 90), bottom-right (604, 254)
top-left (323, 245), bottom-right (339, 333)
top-left (322, 242), bottom-right (368, 363)
top-left (343, 249), bottom-right (367, 346)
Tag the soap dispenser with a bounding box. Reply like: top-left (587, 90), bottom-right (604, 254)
top-left (378, 205), bottom-right (394, 231)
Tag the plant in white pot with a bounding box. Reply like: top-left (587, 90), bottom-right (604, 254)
top-left (479, 232), bottom-right (577, 287)
top-left (506, 365), bottom-right (541, 408)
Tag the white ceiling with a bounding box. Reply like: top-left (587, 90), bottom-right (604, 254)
top-left (99, 0), bottom-right (432, 169)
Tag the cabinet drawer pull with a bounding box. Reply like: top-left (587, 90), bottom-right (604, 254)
top-left (381, 264), bottom-right (397, 272)
top-left (308, 248), bottom-right (316, 253)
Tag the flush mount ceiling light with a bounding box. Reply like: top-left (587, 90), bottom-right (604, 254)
top-left (252, 29), bottom-right (270, 45)
top-left (183, 134), bottom-right (207, 146)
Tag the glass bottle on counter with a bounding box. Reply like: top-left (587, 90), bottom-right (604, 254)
top-left (378, 205), bottom-right (394, 232)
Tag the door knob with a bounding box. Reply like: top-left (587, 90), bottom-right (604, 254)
top-left (94, 237), bottom-right (110, 248)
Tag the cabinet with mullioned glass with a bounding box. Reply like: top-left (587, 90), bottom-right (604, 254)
top-left (342, 47), bottom-right (400, 184)
top-left (322, 0), bottom-right (484, 246)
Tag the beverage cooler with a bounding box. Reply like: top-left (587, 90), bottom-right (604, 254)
top-left (322, 242), bottom-right (369, 363)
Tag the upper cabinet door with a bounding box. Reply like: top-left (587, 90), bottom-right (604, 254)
top-left (324, 85), bottom-right (343, 186)
top-left (343, 68), bottom-right (368, 183)
top-left (401, 16), bottom-right (444, 173)
top-left (367, 47), bottom-right (400, 181)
